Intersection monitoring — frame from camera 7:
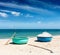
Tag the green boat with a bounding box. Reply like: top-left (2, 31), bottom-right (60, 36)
top-left (12, 37), bottom-right (28, 44)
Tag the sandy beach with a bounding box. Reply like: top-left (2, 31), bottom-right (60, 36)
top-left (0, 36), bottom-right (60, 55)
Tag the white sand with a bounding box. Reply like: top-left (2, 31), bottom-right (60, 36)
top-left (0, 36), bottom-right (60, 55)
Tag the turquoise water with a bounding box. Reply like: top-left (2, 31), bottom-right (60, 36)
top-left (0, 29), bottom-right (60, 39)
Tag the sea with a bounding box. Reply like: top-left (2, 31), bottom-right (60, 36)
top-left (0, 29), bottom-right (60, 39)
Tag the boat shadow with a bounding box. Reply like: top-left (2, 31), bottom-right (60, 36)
top-left (10, 42), bottom-right (27, 45)
top-left (35, 40), bottom-right (50, 43)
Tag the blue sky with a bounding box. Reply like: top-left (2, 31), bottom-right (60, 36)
top-left (0, 0), bottom-right (60, 29)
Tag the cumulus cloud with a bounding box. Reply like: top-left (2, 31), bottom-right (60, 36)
top-left (11, 12), bottom-right (20, 16)
top-left (0, 10), bottom-right (20, 16)
top-left (0, 12), bottom-right (8, 17)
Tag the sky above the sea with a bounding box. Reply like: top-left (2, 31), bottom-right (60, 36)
top-left (0, 0), bottom-right (60, 29)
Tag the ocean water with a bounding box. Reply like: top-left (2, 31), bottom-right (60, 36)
top-left (0, 29), bottom-right (60, 39)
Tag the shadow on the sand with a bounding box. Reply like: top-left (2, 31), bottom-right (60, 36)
top-left (10, 42), bottom-right (27, 45)
top-left (35, 40), bottom-right (50, 43)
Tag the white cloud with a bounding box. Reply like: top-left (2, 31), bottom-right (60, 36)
top-left (11, 12), bottom-right (20, 16)
top-left (0, 10), bottom-right (21, 16)
top-left (25, 14), bottom-right (33, 18)
top-left (0, 10), bottom-right (10, 12)
top-left (0, 12), bottom-right (8, 17)
top-left (0, 2), bottom-right (55, 15)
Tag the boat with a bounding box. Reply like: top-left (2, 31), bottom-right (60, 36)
top-left (12, 37), bottom-right (28, 44)
top-left (37, 32), bottom-right (52, 42)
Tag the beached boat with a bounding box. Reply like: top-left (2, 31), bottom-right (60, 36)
top-left (37, 32), bottom-right (52, 42)
top-left (37, 37), bottom-right (52, 42)
top-left (12, 37), bottom-right (28, 44)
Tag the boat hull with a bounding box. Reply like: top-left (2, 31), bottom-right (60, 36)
top-left (12, 37), bottom-right (28, 44)
top-left (37, 37), bottom-right (52, 42)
